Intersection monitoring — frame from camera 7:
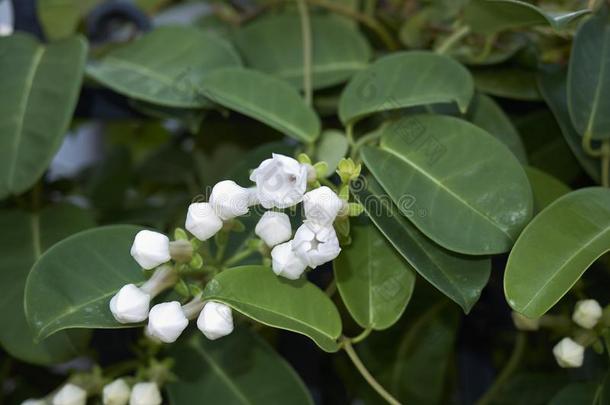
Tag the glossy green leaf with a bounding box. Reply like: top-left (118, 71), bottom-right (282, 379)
top-left (25, 225), bottom-right (146, 339)
top-left (167, 328), bottom-right (313, 405)
top-left (505, 188), bottom-right (610, 318)
top-left (338, 51), bottom-right (474, 124)
top-left (0, 205), bottom-right (94, 365)
top-left (334, 221), bottom-right (416, 330)
top-left (203, 266), bottom-right (341, 352)
top-left (353, 178), bottom-right (491, 313)
top-left (316, 130), bottom-right (349, 176)
top-left (568, 5), bottom-right (610, 139)
top-left (549, 382), bottom-right (598, 405)
top-left (87, 26), bottom-right (241, 108)
top-left (525, 166), bottom-right (570, 211)
top-left (200, 68), bottom-right (321, 143)
top-left (361, 114), bottom-right (533, 255)
top-left (474, 66), bottom-right (541, 101)
top-left (0, 34), bottom-right (87, 199)
top-left (234, 14), bottom-right (371, 90)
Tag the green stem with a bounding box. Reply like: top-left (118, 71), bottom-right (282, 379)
top-left (582, 130), bottom-right (603, 157)
top-left (224, 247), bottom-right (257, 267)
top-left (352, 129), bottom-right (383, 158)
top-left (296, 0), bottom-right (313, 106)
top-left (602, 140), bottom-right (610, 187)
top-left (325, 279), bottom-right (337, 296)
top-left (435, 25), bottom-right (471, 55)
top-left (346, 123), bottom-right (355, 147)
top-left (350, 327), bottom-right (373, 344)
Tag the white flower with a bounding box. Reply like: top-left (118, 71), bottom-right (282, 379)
top-left (553, 337), bottom-right (584, 368)
top-left (292, 222), bottom-right (341, 268)
top-left (250, 153), bottom-right (308, 209)
top-left (303, 186), bottom-right (345, 226)
top-left (255, 211), bottom-right (292, 247)
top-left (21, 400), bottom-right (46, 405)
top-left (147, 301), bottom-right (189, 343)
top-left (511, 312), bottom-right (539, 331)
top-left (52, 384), bottom-right (86, 405)
top-left (271, 241), bottom-right (308, 280)
top-left (110, 284), bottom-right (151, 323)
top-left (185, 202), bottom-right (223, 241)
top-left (103, 379), bottom-right (131, 405)
top-left (572, 299), bottom-right (603, 329)
top-left (130, 230), bottom-right (171, 270)
top-left (129, 383), bottom-right (161, 405)
top-left (197, 302), bottom-right (234, 340)
top-left (209, 180), bottom-right (253, 220)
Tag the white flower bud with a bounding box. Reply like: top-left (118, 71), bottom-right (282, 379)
top-left (147, 301), bottom-right (188, 343)
top-left (130, 230), bottom-right (171, 270)
top-left (109, 284), bottom-right (150, 323)
top-left (21, 400), bottom-right (46, 405)
top-left (197, 302), bottom-right (234, 340)
top-left (572, 299), bottom-right (603, 329)
top-left (103, 379), bottom-right (131, 405)
top-left (249, 153), bottom-right (308, 209)
top-left (511, 312), bottom-right (539, 331)
top-left (52, 384), bottom-right (86, 405)
top-left (553, 337), bottom-right (584, 368)
top-left (271, 241), bottom-right (308, 280)
top-left (185, 202), bottom-right (223, 241)
top-left (303, 186), bottom-right (345, 226)
top-left (255, 211), bottom-right (292, 247)
top-left (129, 382), bottom-right (161, 405)
top-left (210, 180), bottom-right (252, 220)
top-left (292, 221), bottom-right (341, 268)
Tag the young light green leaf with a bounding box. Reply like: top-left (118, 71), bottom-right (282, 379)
top-left (338, 51), bottom-right (474, 125)
top-left (525, 166), bottom-right (570, 211)
top-left (203, 266), bottom-right (341, 352)
top-left (0, 34), bottom-right (87, 199)
top-left (361, 114), bottom-right (533, 255)
top-left (334, 221), bottom-right (415, 330)
top-left (25, 225), bottom-right (146, 339)
top-left (505, 188), bottom-right (610, 318)
top-left (200, 68), bottom-right (321, 143)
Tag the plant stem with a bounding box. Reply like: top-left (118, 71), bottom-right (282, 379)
top-left (476, 332), bottom-right (527, 405)
top-left (325, 279), bottom-right (337, 296)
top-left (435, 25), bottom-right (471, 55)
top-left (224, 247), bottom-right (257, 267)
top-left (296, 0), bottom-right (313, 106)
top-left (602, 140), bottom-right (610, 187)
top-left (350, 327), bottom-right (372, 344)
top-left (343, 340), bottom-right (401, 405)
top-left (582, 130), bottom-right (603, 157)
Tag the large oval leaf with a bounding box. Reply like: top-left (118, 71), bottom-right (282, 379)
top-left (525, 166), bottom-right (570, 211)
top-left (167, 328), bottom-right (313, 405)
top-left (568, 5), bottom-right (610, 139)
top-left (87, 26), bottom-right (241, 108)
top-left (505, 188), bottom-right (610, 318)
top-left (334, 221), bottom-right (415, 330)
top-left (0, 205), bottom-right (94, 365)
top-left (0, 34), bottom-right (87, 199)
top-left (200, 68), bottom-right (321, 143)
top-left (203, 266), bottom-right (341, 352)
top-left (361, 114), bottom-right (533, 255)
top-left (234, 14), bottom-right (371, 90)
top-left (25, 225), bottom-right (146, 339)
top-left (338, 51), bottom-right (474, 125)
top-left (353, 178), bottom-right (491, 313)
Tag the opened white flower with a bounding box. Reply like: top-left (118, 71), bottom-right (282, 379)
top-left (572, 299), bottom-right (603, 329)
top-left (271, 240), bottom-right (308, 280)
top-left (293, 222), bottom-right (341, 268)
top-left (511, 312), bottom-right (539, 331)
top-left (103, 379), bottom-right (131, 405)
top-left (129, 382), bottom-right (161, 405)
top-left (250, 153), bottom-right (308, 209)
top-left (197, 302), bottom-right (234, 340)
top-left (255, 211), bottom-right (292, 247)
top-left (303, 186), bottom-right (345, 226)
top-left (210, 180), bottom-right (253, 220)
top-left (147, 301), bottom-right (189, 343)
top-left (553, 337), bottom-right (584, 368)
top-left (110, 284), bottom-right (150, 323)
top-left (186, 202), bottom-right (223, 241)
top-left (52, 384), bottom-right (86, 405)
top-left (130, 230), bottom-right (171, 270)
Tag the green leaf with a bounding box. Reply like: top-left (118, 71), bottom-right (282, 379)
top-left (353, 177), bottom-right (491, 313)
top-left (200, 68), bottom-right (321, 143)
top-left (361, 114), bottom-right (533, 255)
top-left (316, 130), bottom-right (349, 176)
top-left (505, 187), bottom-right (610, 318)
top-left (167, 328), bottom-right (313, 405)
top-left (334, 221), bottom-right (415, 330)
top-left (525, 166), bottom-right (570, 211)
top-left (25, 225), bottom-right (146, 339)
top-left (0, 205), bottom-right (94, 365)
top-left (234, 13), bottom-right (371, 90)
top-left (338, 51), bottom-right (474, 125)
top-left (202, 266), bottom-right (341, 352)
top-left (568, 5), bottom-right (610, 139)
top-left (549, 382), bottom-right (598, 405)
top-left (0, 34), bottom-right (87, 199)
top-left (87, 26), bottom-right (241, 108)
top-left (37, 0), bottom-right (101, 40)
top-left (473, 66), bottom-right (542, 101)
